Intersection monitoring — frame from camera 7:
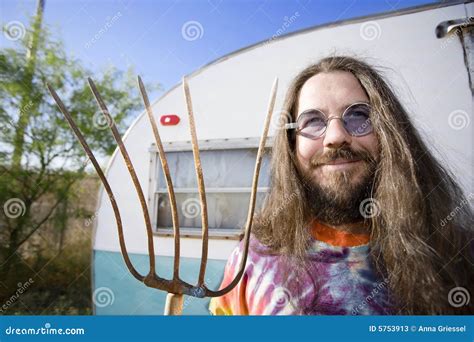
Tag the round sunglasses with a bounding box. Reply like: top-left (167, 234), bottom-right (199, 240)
top-left (284, 102), bottom-right (374, 139)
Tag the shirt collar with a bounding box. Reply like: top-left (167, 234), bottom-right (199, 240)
top-left (310, 220), bottom-right (370, 247)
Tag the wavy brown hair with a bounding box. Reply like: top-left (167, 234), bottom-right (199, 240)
top-left (253, 55), bottom-right (474, 314)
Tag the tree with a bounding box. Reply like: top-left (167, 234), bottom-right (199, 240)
top-left (0, 2), bottom-right (158, 281)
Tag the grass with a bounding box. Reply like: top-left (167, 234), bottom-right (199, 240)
top-left (0, 235), bottom-right (93, 315)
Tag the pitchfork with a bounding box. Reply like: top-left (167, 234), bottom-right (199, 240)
top-left (47, 76), bottom-right (278, 315)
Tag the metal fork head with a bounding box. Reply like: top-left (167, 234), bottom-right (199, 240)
top-left (47, 76), bottom-right (278, 312)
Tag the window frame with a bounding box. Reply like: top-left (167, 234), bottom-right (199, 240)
top-left (147, 137), bottom-right (273, 240)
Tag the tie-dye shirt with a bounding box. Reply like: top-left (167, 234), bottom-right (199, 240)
top-left (209, 229), bottom-right (394, 315)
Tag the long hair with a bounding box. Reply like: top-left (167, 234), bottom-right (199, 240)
top-left (253, 55), bottom-right (474, 314)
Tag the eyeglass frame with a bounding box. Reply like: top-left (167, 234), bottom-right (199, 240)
top-left (284, 102), bottom-right (374, 140)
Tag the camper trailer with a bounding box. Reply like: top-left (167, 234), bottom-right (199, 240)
top-left (92, 1), bottom-right (473, 314)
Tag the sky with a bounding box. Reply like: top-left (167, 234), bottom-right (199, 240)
top-left (1, 0), bottom-right (437, 104)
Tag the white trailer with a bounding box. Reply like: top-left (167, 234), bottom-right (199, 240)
top-left (92, 1), bottom-right (473, 314)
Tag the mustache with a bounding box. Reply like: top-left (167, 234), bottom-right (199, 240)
top-left (309, 147), bottom-right (377, 168)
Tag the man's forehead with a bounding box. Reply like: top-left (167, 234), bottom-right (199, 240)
top-left (297, 71), bottom-right (368, 115)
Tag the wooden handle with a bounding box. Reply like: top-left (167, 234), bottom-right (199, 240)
top-left (164, 293), bottom-right (184, 315)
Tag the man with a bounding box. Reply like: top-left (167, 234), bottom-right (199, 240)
top-left (209, 56), bottom-right (474, 315)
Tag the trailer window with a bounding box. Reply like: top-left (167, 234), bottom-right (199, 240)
top-left (153, 148), bottom-right (270, 232)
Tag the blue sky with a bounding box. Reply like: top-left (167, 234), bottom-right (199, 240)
top-left (1, 0), bottom-right (436, 101)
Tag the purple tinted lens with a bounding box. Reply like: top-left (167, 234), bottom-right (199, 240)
top-left (343, 104), bottom-right (372, 136)
top-left (299, 111), bottom-right (326, 137)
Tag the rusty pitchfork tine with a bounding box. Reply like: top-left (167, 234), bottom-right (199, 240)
top-left (138, 76), bottom-right (207, 314)
top-left (137, 76), bottom-right (182, 283)
top-left (182, 77), bottom-right (209, 287)
top-left (87, 78), bottom-right (157, 278)
top-left (178, 77), bottom-right (278, 297)
top-left (46, 83), bottom-right (145, 282)
top-left (138, 76), bottom-right (211, 288)
top-left (204, 77), bottom-right (278, 297)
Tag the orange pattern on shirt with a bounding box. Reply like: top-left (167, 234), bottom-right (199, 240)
top-left (310, 220), bottom-right (370, 247)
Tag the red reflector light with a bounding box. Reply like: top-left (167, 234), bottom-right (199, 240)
top-left (160, 114), bottom-right (180, 126)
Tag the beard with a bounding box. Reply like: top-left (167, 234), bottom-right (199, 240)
top-left (298, 146), bottom-right (378, 226)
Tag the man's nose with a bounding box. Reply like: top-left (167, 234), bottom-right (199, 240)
top-left (323, 118), bottom-right (351, 148)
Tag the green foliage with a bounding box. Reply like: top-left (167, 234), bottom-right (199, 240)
top-left (0, 10), bottom-right (160, 314)
top-left (0, 27), bottom-right (154, 164)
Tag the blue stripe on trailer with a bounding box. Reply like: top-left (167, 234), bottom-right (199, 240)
top-left (93, 250), bottom-right (226, 315)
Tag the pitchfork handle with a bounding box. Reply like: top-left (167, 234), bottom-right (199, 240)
top-left (164, 293), bottom-right (184, 315)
